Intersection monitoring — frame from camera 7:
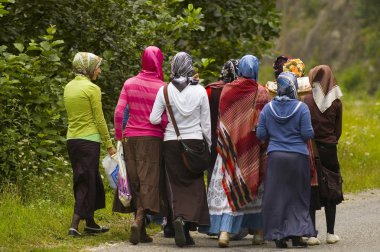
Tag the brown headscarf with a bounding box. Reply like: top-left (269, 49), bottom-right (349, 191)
top-left (308, 65), bottom-right (343, 113)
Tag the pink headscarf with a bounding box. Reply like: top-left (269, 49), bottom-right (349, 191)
top-left (141, 46), bottom-right (164, 81)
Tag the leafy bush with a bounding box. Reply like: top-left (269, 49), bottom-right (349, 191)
top-left (0, 26), bottom-right (69, 189)
top-left (0, 1), bottom-right (205, 190)
top-left (0, 1), bottom-right (281, 195)
top-left (175, 0), bottom-right (281, 82)
top-left (0, 0), bottom-right (205, 122)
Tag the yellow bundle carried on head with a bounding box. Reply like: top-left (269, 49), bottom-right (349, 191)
top-left (266, 58), bottom-right (311, 99)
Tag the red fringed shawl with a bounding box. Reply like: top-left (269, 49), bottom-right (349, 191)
top-left (217, 78), bottom-right (269, 211)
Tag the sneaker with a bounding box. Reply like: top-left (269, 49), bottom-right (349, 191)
top-left (218, 231), bottom-right (230, 248)
top-left (326, 233), bottom-right (340, 244)
top-left (307, 237), bottom-right (321, 246)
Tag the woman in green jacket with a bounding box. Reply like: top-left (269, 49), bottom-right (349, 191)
top-left (64, 52), bottom-right (116, 236)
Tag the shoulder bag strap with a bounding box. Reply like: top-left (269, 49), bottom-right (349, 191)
top-left (163, 85), bottom-right (181, 139)
top-left (252, 86), bottom-right (259, 109)
top-left (311, 139), bottom-right (320, 158)
top-left (251, 87), bottom-right (260, 130)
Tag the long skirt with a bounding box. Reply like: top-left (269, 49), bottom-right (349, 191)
top-left (67, 139), bottom-right (105, 219)
top-left (164, 140), bottom-right (210, 226)
top-left (113, 136), bottom-right (167, 215)
top-left (263, 151), bottom-right (316, 240)
top-left (205, 155), bottom-right (263, 235)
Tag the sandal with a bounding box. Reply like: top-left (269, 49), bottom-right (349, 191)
top-left (68, 228), bottom-right (81, 237)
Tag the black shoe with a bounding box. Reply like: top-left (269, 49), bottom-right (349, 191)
top-left (173, 217), bottom-right (186, 247)
top-left (186, 236), bottom-right (195, 245)
top-left (292, 236), bottom-right (308, 247)
top-left (163, 224), bottom-right (175, 238)
top-left (84, 225), bottom-right (109, 233)
top-left (275, 238), bottom-right (288, 248)
top-left (68, 228), bottom-right (81, 237)
top-left (140, 232), bottom-right (153, 243)
top-left (184, 225), bottom-right (195, 246)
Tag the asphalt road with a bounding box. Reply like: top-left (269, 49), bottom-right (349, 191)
top-left (88, 190), bottom-right (380, 252)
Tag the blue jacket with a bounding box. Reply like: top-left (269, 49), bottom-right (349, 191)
top-left (256, 99), bottom-right (314, 156)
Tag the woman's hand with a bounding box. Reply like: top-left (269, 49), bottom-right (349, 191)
top-left (107, 146), bottom-right (116, 156)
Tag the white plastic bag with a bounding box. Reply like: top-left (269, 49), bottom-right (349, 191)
top-left (116, 140), bottom-right (132, 207)
top-left (101, 155), bottom-right (119, 189)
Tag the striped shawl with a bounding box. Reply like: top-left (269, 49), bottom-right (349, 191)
top-left (217, 78), bottom-right (269, 211)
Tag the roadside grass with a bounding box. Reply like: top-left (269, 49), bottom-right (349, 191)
top-left (338, 95), bottom-right (380, 192)
top-left (0, 166), bottom-right (166, 252)
top-left (0, 185), bottom-right (136, 251)
top-left (0, 94), bottom-right (378, 251)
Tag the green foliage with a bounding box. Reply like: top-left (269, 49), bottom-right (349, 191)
top-left (175, 0), bottom-right (281, 82)
top-left (0, 1), bottom-right (205, 186)
top-left (0, 0), bottom-right (14, 17)
top-left (0, 0), bottom-right (205, 121)
top-left (0, 0), bottom-right (281, 192)
top-left (354, 0), bottom-right (380, 94)
top-left (0, 26), bottom-right (68, 188)
top-left (336, 64), bottom-right (367, 93)
top-left (258, 64), bottom-right (275, 85)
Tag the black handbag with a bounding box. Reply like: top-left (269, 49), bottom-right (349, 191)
top-left (312, 141), bottom-right (343, 200)
top-left (163, 85), bottom-right (210, 175)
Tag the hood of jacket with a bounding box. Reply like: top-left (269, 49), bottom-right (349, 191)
top-left (168, 83), bottom-right (202, 117)
top-left (268, 99), bottom-right (302, 124)
top-left (141, 46), bottom-right (164, 81)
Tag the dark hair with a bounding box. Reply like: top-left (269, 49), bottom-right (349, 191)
top-left (273, 55), bottom-right (291, 79)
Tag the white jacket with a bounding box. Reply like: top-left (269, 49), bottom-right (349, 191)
top-left (150, 83), bottom-right (211, 148)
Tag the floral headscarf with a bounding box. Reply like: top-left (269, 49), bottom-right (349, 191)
top-left (273, 55), bottom-right (290, 78)
top-left (219, 59), bottom-right (239, 83)
top-left (275, 71), bottom-right (299, 100)
top-left (238, 55), bottom-right (259, 81)
top-left (72, 52), bottom-right (102, 78)
top-left (283, 58), bottom-right (305, 78)
top-left (170, 52), bottom-right (198, 91)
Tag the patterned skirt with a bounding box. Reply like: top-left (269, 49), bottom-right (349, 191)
top-left (206, 155), bottom-right (263, 234)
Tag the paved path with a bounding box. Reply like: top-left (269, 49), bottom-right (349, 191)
top-left (88, 190), bottom-right (380, 251)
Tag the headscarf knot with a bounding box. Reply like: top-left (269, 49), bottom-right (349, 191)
top-left (170, 52), bottom-right (198, 91)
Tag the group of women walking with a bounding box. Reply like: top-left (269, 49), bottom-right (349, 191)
top-left (63, 47), bottom-right (343, 249)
